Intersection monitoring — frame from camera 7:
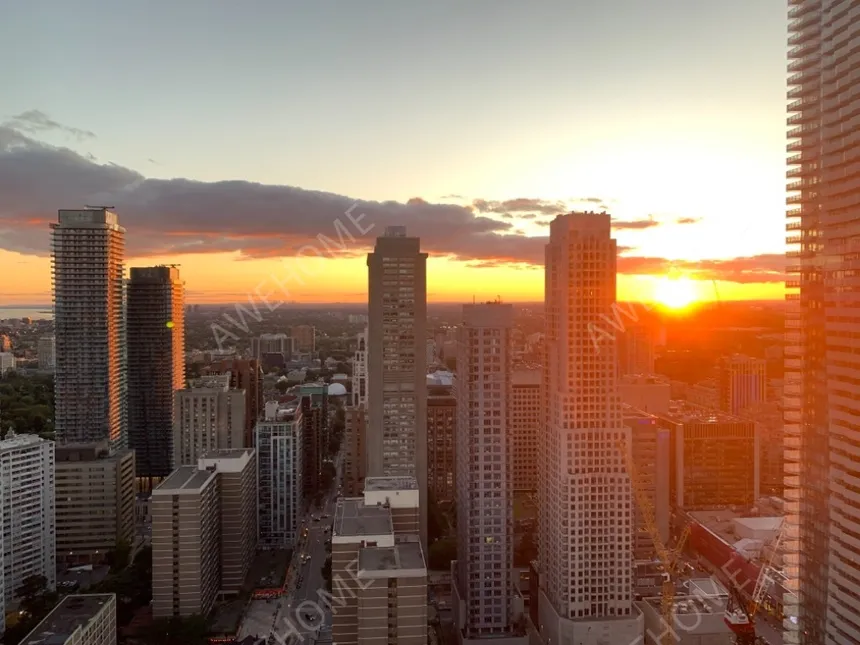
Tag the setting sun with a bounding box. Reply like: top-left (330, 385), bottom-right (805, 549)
top-left (653, 276), bottom-right (698, 309)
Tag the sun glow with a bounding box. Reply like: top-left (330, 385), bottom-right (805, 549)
top-left (653, 276), bottom-right (698, 310)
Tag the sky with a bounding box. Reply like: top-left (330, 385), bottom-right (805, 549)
top-left (0, 0), bottom-right (788, 304)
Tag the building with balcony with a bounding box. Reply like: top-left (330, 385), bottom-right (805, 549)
top-left (173, 374), bottom-right (246, 467)
top-left (51, 208), bottom-right (127, 448)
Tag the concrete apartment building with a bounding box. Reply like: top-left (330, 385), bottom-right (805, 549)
top-left (51, 208), bottom-right (127, 449)
top-left (55, 443), bottom-right (135, 567)
top-left (352, 328), bottom-right (367, 407)
top-left (331, 476), bottom-right (427, 645)
top-left (127, 265), bottom-right (185, 485)
top-left (717, 354), bottom-right (766, 416)
top-left (427, 381), bottom-right (456, 504)
top-left (656, 401), bottom-right (758, 511)
top-left (198, 449), bottom-right (257, 594)
top-left (343, 405), bottom-right (367, 497)
top-left (0, 433), bottom-right (56, 617)
top-left (617, 374), bottom-right (671, 416)
top-left (453, 303), bottom-right (523, 643)
top-left (22, 594), bottom-right (117, 645)
top-left (173, 374), bottom-right (246, 467)
top-left (205, 358), bottom-right (263, 448)
top-left (511, 366), bottom-right (540, 492)
top-left (366, 226), bottom-right (428, 547)
top-left (0, 352), bottom-right (16, 375)
top-left (37, 335), bottom-right (55, 370)
top-left (151, 466), bottom-right (221, 618)
top-left (289, 324), bottom-right (315, 354)
top-left (252, 333), bottom-right (295, 362)
top-left (622, 407), bottom-right (670, 561)
top-left (617, 322), bottom-right (655, 377)
top-left (537, 213), bottom-right (643, 643)
top-left (256, 402), bottom-right (304, 548)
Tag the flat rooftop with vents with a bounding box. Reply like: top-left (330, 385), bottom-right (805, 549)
top-left (364, 475), bottom-right (418, 492)
top-left (358, 541), bottom-right (426, 579)
top-left (333, 497), bottom-right (393, 540)
top-left (152, 465), bottom-right (217, 494)
top-left (22, 594), bottom-right (116, 645)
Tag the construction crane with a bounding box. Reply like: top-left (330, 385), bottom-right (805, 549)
top-left (617, 439), bottom-right (690, 645)
top-left (716, 519), bottom-right (787, 645)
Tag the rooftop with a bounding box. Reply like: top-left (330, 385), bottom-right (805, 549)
top-left (153, 466), bottom-right (217, 495)
top-left (200, 448), bottom-right (253, 460)
top-left (187, 373), bottom-right (232, 391)
top-left (364, 476), bottom-right (418, 492)
top-left (0, 432), bottom-right (48, 452)
top-left (659, 400), bottom-right (747, 425)
top-left (334, 497), bottom-right (393, 538)
top-left (22, 594), bottom-right (115, 645)
top-left (619, 374), bottom-right (669, 386)
top-left (688, 500), bottom-right (785, 549)
top-left (645, 593), bottom-right (721, 615)
top-left (359, 541), bottom-right (426, 574)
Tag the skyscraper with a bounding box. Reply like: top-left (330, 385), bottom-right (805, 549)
top-left (51, 208), bottom-right (127, 447)
top-left (127, 266), bottom-right (185, 484)
top-left (537, 213), bottom-right (643, 642)
top-left (785, 2), bottom-right (860, 642)
top-left (717, 353), bottom-right (766, 416)
top-left (366, 226), bottom-right (428, 546)
top-left (453, 302), bottom-right (519, 641)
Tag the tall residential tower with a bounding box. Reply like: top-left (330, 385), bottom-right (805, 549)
top-left (366, 226), bottom-right (428, 546)
top-left (785, 2), bottom-right (860, 643)
top-left (51, 208), bottom-right (127, 447)
top-left (537, 213), bottom-right (642, 643)
top-left (127, 266), bottom-right (185, 484)
top-left (453, 302), bottom-right (520, 642)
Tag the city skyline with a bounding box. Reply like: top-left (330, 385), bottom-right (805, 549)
top-left (0, 1), bottom-right (788, 305)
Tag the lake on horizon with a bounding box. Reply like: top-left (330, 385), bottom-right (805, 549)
top-left (0, 307), bottom-right (53, 320)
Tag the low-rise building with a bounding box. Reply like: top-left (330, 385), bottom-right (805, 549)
top-left (55, 443), bottom-right (135, 567)
top-left (21, 594), bottom-right (117, 645)
top-left (331, 476), bottom-right (427, 645)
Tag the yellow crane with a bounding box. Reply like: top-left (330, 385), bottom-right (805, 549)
top-left (617, 439), bottom-right (691, 645)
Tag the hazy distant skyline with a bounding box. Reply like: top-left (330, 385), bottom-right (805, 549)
top-left (0, 0), bottom-right (787, 304)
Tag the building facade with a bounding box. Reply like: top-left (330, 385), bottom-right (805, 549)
top-left (343, 405), bottom-right (367, 497)
top-left (151, 466), bottom-right (221, 618)
top-left (255, 403), bottom-right (303, 549)
top-left (453, 302), bottom-right (518, 640)
top-left (352, 327), bottom-right (367, 407)
top-left (511, 367), bottom-right (541, 492)
top-left (252, 333), bottom-right (295, 362)
top-left (717, 354), bottom-right (766, 416)
top-left (173, 374), bottom-right (246, 467)
top-left (656, 401), bottom-right (758, 511)
top-left (618, 322), bottom-right (655, 377)
top-left (51, 208), bottom-right (127, 447)
top-left (205, 359), bottom-right (262, 449)
top-left (289, 325), bottom-right (315, 354)
top-left (127, 266), bottom-right (185, 484)
top-left (366, 226), bottom-right (428, 547)
top-left (55, 443), bottom-right (135, 566)
top-left (538, 213), bottom-right (642, 642)
top-left (198, 449), bottom-right (257, 594)
top-left (427, 383), bottom-right (456, 504)
top-left (37, 335), bottom-right (55, 371)
top-left (0, 434), bottom-right (56, 611)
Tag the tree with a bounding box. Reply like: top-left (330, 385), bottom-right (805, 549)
top-left (427, 538), bottom-right (457, 571)
top-left (275, 379), bottom-right (289, 394)
top-left (107, 538), bottom-right (131, 573)
top-left (514, 531), bottom-right (537, 567)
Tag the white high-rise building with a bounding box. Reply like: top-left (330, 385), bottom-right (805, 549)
top-left (366, 226), bottom-right (428, 546)
top-left (51, 208), bottom-right (127, 448)
top-left (785, 2), bottom-right (860, 643)
top-left (453, 302), bottom-right (523, 642)
top-left (173, 374), bottom-right (246, 467)
top-left (255, 401), bottom-right (303, 549)
top-left (537, 213), bottom-right (643, 643)
top-left (0, 433), bottom-right (56, 617)
top-left (352, 327), bottom-right (367, 407)
top-left (0, 353), bottom-right (15, 376)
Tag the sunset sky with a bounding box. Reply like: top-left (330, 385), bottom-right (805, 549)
top-left (0, 0), bottom-right (787, 304)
